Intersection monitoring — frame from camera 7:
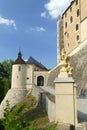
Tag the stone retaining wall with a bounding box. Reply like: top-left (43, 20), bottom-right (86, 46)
top-left (0, 88), bottom-right (27, 119)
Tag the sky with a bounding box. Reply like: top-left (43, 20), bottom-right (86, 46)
top-left (0, 0), bottom-right (72, 68)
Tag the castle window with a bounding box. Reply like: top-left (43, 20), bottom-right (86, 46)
top-left (27, 77), bottom-right (29, 80)
top-left (18, 66), bottom-right (21, 71)
top-left (70, 7), bottom-right (72, 12)
top-left (77, 9), bottom-right (80, 17)
top-left (65, 32), bottom-right (67, 36)
top-left (68, 43), bottom-right (69, 47)
top-left (70, 16), bottom-right (73, 23)
top-left (76, 0), bottom-right (78, 5)
top-left (37, 76), bottom-right (44, 86)
top-left (65, 13), bottom-right (67, 17)
top-left (67, 33), bottom-right (69, 38)
top-left (76, 35), bottom-right (79, 41)
top-left (76, 24), bottom-right (79, 31)
top-left (65, 22), bottom-right (67, 28)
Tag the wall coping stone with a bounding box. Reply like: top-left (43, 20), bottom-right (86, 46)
top-left (54, 77), bottom-right (75, 83)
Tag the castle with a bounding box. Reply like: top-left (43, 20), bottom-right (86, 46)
top-left (1, 0), bottom-right (87, 129)
top-left (11, 0), bottom-right (87, 93)
top-left (11, 51), bottom-right (48, 90)
top-left (57, 0), bottom-right (87, 55)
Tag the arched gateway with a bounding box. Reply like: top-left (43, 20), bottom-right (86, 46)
top-left (37, 76), bottom-right (44, 86)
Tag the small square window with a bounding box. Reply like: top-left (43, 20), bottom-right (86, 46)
top-left (18, 66), bottom-right (21, 71)
top-left (27, 77), bottom-right (29, 80)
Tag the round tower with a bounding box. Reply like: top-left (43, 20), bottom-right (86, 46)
top-left (11, 51), bottom-right (26, 89)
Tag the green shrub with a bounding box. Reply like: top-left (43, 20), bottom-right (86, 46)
top-left (2, 100), bottom-right (27, 130)
top-left (1, 96), bottom-right (57, 130)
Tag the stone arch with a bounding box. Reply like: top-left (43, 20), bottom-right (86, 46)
top-left (37, 76), bottom-right (44, 86)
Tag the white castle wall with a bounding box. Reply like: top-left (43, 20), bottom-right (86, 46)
top-left (26, 65), bottom-right (34, 90)
top-left (34, 71), bottom-right (48, 86)
top-left (0, 63), bottom-right (28, 119)
top-left (11, 64), bottom-right (26, 89)
top-left (46, 96), bottom-right (55, 122)
top-left (81, 18), bottom-right (87, 42)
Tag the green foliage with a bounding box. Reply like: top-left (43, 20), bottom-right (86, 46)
top-left (0, 59), bottom-right (13, 102)
top-left (1, 100), bottom-right (27, 130)
top-left (0, 95), bottom-right (57, 130)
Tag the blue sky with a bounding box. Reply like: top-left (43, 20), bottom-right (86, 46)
top-left (0, 0), bottom-right (72, 68)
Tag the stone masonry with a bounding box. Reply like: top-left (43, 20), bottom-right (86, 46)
top-left (0, 89), bottom-right (27, 118)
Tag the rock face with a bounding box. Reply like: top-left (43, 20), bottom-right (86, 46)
top-left (47, 40), bottom-right (87, 96)
top-left (47, 65), bottom-right (61, 87)
top-left (70, 42), bottom-right (87, 96)
top-left (0, 89), bottom-right (27, 119)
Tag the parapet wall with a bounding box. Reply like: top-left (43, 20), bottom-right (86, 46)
top-left (32, 86), bottom-right (55, 122)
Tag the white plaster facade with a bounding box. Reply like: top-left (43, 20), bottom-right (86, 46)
top-left (11, 64), bottom-right (26, 89)
top-left (11, 53), bottom-right (48, 91)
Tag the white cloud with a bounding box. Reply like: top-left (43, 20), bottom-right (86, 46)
top-left (41, 11), bottom-right (48, 18)
top-left (30, 26), bottom-right (46, 32)
top-left (0, 16), bottom-right (17, 30)
top-left (43, 0), bottom-right (72, 19)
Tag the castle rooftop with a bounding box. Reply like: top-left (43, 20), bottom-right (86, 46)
top-left (27, 56), bottom-right (48, 70)
top-left (14, 51), bottom-right (26, 64)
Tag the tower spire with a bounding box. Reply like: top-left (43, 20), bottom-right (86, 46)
top-left (18, 49), bottom-right (22, 58)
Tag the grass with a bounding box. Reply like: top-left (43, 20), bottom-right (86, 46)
top-left (0, 93), bottom-right (57, 130)
top-left (19, 94), bottom-right (49, 128)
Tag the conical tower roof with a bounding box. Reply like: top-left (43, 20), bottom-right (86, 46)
top-left (14, 51), bottom-right (26, 64)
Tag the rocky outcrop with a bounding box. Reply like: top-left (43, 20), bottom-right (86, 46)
top-left (47, 65), bottom-right (61, 87)
top-left (70, 42), bottom-right (87, 96)
top-left (0, 88), bottom-right (27, 119)
top-left (47, 39), bottom-right (87, 96)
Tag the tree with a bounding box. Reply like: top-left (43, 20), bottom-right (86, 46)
top-left (0, 59), bottom-right (13, 102)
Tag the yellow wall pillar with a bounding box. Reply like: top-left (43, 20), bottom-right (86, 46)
top-left (54, 77), bottom-right (77, 128)
top-left (55, 49), bottom-right (78, 128)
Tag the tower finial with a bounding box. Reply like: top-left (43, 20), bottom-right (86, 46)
top-left (18, 48), bottom-right (22, 58)
top-left (19, 46), bottom-right (21, 52)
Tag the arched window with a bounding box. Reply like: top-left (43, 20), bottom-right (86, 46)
top-left (65, 22), bottom-right (67, 28)
top-left (76, 35), bottom-right (79, 41)
top-left (76, 0), bottom-right (78, 5)
top-left (70, 16), bottom-right (73, 23)
top-left (37, 76), bottom-right (44, 86)
top-left (70, 7), bottom-right (72, 12)
top-left (76, 24), bottom-right (79, 31)
top-left (77, 9), bottom-right (80, 17)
